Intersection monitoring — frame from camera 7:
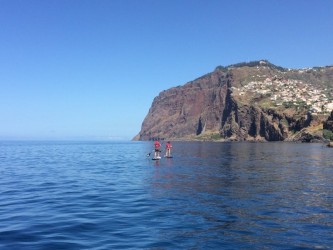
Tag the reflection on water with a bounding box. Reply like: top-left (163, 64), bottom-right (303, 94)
top-left (0, 141), bottom-right (332, 249)
top-left (149, 142), bottom-right (333, 249)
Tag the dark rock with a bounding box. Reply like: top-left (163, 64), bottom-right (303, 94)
top-left (323, 111), bottom-right (333, 131)
top-left (134, 61), bottom-right (333, 142)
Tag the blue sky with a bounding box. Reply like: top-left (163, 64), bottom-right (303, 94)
top-left (1, 0), bottom-right (332, 140)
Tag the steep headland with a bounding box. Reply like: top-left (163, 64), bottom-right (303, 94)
top-left (134, 60), bottom-right (333, 142)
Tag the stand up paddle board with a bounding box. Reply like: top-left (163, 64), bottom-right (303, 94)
top-left (152, 156), bottom-right (161, 160)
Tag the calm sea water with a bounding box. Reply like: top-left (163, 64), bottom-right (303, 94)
top-left (0, 141), bottom-right (332, 249)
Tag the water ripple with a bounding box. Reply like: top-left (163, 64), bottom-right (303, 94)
top-left (0, 141), bottom-right (332, 249)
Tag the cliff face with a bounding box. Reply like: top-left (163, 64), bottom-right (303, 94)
top-left (323, 111), bottom-right (333, 131)
top-left (137, 70), bottom-right (230, 140)
top-left (135, 60), bottom-right (333, 142)
top-left (220, 89), bottom-right (287, 141)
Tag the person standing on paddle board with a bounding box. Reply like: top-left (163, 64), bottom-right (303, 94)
top-left (165, 141), bottom-right (172, 157)
top-left (154, 140), bottom-right (161, 158)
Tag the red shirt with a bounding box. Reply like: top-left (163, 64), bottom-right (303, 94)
top-left (154, 141), bottom-right (161, 149)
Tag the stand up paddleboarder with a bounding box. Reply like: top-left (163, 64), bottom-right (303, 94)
top-left (165, 141), bottom-right (172, 157)
top-left (154, 140), bottom-right (161, 158)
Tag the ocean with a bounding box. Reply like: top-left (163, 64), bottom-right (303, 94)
top-left (0, 141), bottom-right (332, 249)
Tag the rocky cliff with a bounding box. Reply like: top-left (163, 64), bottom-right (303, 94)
top-left (134, 60), bottom-right (333, 142)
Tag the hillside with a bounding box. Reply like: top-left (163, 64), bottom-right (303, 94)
top-left (134, 60), bottom-right (333, 142)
